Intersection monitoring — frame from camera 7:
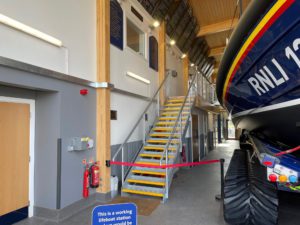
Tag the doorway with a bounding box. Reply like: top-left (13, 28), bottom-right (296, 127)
top-left (192, 114), bottom-right (199, 162)
top-left (0, 97), bottom-right (35, 224)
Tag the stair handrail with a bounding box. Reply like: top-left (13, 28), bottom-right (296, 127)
top-left (112, 71), bottom-right (171, 162)
top-left (159, 73), bottom-right (198, 166)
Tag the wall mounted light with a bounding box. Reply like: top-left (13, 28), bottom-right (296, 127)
top-left (170, 39), bottom-right (176, 46)
top-left (153, 20), bottom-right (160, 28)
top-left (0, 13), bottom-right (63, 47)
top-left (126, 71), bottom-right (150, 84)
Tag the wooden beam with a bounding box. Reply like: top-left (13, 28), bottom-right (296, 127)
top-left (158, 21), bottom-right (166, 106)
top-left (96, 0), bottom-right (111, 193)
top-left (197, 18), bottom-right (239, 36)
top-left (209, 46), bottom-right (226, 57)
top-left (182, 57), bottom-right (189, 94)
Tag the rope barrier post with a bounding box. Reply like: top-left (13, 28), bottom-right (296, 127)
top-left (215, 158), bottom-right (225, 201)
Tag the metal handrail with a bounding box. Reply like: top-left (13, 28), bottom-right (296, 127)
top-left (159, 73), bottom-right (198, 165)
top-left (112, 71), bottom-right (171, 162)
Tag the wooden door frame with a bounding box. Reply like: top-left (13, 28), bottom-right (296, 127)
top-left (0, 97), bottom-right (35, 217)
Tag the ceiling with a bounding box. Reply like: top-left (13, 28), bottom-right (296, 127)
top-left (189, 0), bottom-right (251, 81)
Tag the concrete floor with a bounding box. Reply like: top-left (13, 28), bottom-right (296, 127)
top-left (15, 140), bottom-right (300, 225)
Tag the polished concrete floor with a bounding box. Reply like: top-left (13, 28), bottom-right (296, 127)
top-left (15, 140), bottom-right (300, 225)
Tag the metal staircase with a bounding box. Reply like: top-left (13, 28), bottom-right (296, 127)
top-left (111, 71), bottom-right (198, 201)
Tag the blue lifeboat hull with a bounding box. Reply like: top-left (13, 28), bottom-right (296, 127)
top-left (216, 0), bottom-right (300, 146)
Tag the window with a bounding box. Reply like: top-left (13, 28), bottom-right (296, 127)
top-left (126, 18), bottom-right (145, 57)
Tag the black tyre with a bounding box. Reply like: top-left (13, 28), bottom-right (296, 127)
top-left (247, 150), bottom-right (278, 225)
top-left (224, 149), bottom-right (250, 224)
top-left (223, 149), bottom-right (278, 225)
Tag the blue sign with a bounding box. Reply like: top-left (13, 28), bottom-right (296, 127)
top-left (92, 203), bottom-right (137, 225)
top-left (149, 36), bottom-right (158, 71)
top-left (110, 0), bottom-right (123, 50)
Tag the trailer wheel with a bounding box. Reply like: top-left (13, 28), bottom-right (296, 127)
top-left (224, 149), bottom-right (250, 224)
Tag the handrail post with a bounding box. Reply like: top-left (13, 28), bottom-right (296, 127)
top-left (121, 147), bottom-right (124, 184)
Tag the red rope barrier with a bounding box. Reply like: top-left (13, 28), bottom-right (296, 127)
top-left (110, 159), bottom-right (221, 169)
top-left (275, 145), bottom-right (300, 156)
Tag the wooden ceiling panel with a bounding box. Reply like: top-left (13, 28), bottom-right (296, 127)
top-left (189, 0), bottom-right (251, 26)
top-left (205, 32), bottom-right (228, 48)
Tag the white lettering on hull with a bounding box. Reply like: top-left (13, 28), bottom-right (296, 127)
top-left (248, 38), bottom-right (300, 96)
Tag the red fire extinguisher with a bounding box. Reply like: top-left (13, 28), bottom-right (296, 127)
top-left (90, 162), bottom-right (100, 188)
top-left (83, 165), bottom-right (89, 198)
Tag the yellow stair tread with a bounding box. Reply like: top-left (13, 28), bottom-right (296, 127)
top-left (168, 99), bottom-right (184, 103)
top-left (159, 117), bottom-right (187, 121)
top-left (127, 179), bottom-right (165, 186)
top-left (162, 112), bottom-right (189, 116)
top-left (164, 103), bottom-right (184, 107)
top-left (136, 161), bottom-right (165, 166)
top-left (147, 139), bottom-right (179, 143)
top-left (132, 170), bottom-right (166, 176)
top-left (144, 146), bottom-right (176, 151)
top-left (122, 189), bottom-right (164, 197)
top-left (150, 133), bottom-right (180, 137)
top-left (140, 153), bottom-right (174, 158)
top-left (152, 127), bottom-right (180, 131)
top-left (164, 107), bottom-right (189, 111)
top-left (156, 122), bottom-right (185, 125)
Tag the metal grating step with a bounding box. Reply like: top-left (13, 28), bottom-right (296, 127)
top-left (150, 132), bottom-right (180, 137)
top-left (159, 116), bottom-right (188, 121)
top-left (139, 152), bottom-right (175, 159)
top-left (144, 145), bottom-right (177, 151)
top-left (147, 138), bottom-right (180, 144)
top-left (127, 175), bottom-right (166, 186)
top-left (122, 184), bottom-right (164, 197)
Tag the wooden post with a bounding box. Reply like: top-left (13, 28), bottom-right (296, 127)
top-left (183, 57), bottom-right (189, 95)
top-left (96, 0), bottom-right (111, 193)
top-left (158, 21), bottom-right (166, 106)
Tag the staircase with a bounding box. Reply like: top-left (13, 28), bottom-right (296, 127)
top-left (122, 95), bottom-right (195, 200)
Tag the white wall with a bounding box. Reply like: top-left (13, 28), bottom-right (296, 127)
top-left (111, 92), bottom-right (158, 145)
top-left (0, 0), bottom-right (96, 81)
top-left (110, 0), bottom-right (159, 98)
top-left (110, 0), bottom-right (160, 145)
top-left (166, 45), bottom-right (184, 97)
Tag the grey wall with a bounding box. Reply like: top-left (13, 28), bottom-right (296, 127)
top-left (0, 66), bottom-right (96, 209)
top-left (111, 140), bottom-right (143, 183)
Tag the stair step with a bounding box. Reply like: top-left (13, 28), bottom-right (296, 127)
top-left (136, 161), bottom-right (166, 166)
top-left (122, 186), bottom-right (164, 197)
top-left (127, 179), bottom-right (165, 186)
top-left (165, 103), bottom-right (191, 107)
top-left (150, 132), bottom-right (180, 137)
top-left (156, 121), bottom-right (186, 126)
top-left (127, 175), bottom-right (166, 186)
top-left (132, 169), bottom-right (166, 176)
top-left (168, 96), bottom-right (185, 99)
top-left (167, 99), bottom-right (185, 103)
top-left (159, 117), bottom-right (188, 121)
top-left (144, 145), bottom-right (177, 151)
top-left (147, 139), bottom-right (180, 144)
top-left (139, 153), bottom-right (175, 159)
top-left (152, 127), bottom-right (181, 132)
top-left (162, 112), bottom-right (189, 116)
top-left (163, 107), bottom-right (190, 111)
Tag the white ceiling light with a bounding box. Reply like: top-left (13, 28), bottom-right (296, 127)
top-left (181, 54), bottom-right (187, 59)
top-left (153, 20), bottom-right (160, 28)
top-left (170, 39), bottom-right (176, 46)
top-left (0, 13), bottom-right (63, 47)
top-left (190, 63), bottom-right (195, 67)
top-left (126, 71), bottom-right (150, 84)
